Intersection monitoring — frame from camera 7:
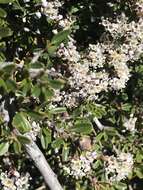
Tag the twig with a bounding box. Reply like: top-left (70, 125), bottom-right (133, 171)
top-left (93, 117), bottom-right (105, 130)
top-left (36, 185), bottom-right (46, 190)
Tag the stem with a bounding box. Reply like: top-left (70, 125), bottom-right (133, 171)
top-left (24, 140), bottom-right (63, 190)
top-left (93, 117), bottom-right (104, 130)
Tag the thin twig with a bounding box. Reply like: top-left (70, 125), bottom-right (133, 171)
top-left (93, 117), bottom-right (105, 130)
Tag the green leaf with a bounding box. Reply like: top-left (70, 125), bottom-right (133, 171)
top-left (51, 30), bottom-right (70, 46)
top-left (17, 135), bottom-right (31, 144)
top-left (47, 45), bottom-right (58, 56)
top-left (71, 119), bottom-right (93, 135)
top-left (0, 142), bottom-right (9, 156)
top-left (13, 140), bottom-right (22, 154)
top-left (136, 151), bottom-right (143, 163)
top-left (121, 103), bottom-right (132, 111)
top-left (31, 85), bottom-right (41, 97)
top-left (5, 79), bottom-right (17, 92)
top-left (135, 167), bottom-right (143, 179)
top-left (42, 87), bottom-right (54, 100)
top-left (49, 107), bottom-right (67, 114)
top-left (62, 146), bottom-right (70, 162)
top-left (0, 27), bottom-right (13, 38)
top-left (25, 111), bottom-right (44, 121)
top-left (0, 62), bottom-right (15, 72)
top-left (40, 133), bottom-right (49, 149)
top-left (96, 132), bottom-right (104, 142)
top-left (12, 112), bottom-right (31, 133)
top-left (0, 78), bottom-right (7, 90)
top-left (0, 8), bottom-right (7, 18)
top-left (42, 128), bottom-right (51, 141)
top-left (40, 128), bottom-right (51, 149)
top-left (114, 182), bottom-right (127, 190)
top-left (48, 79), bottom-right (65, 89)
top-left (86, 103), bottom-right (106, 119)
top-left (0, 0), bottom-right (14, 3)
top-left (51, 138), bottom-right (64, 149)
top-left (40, 132), bottom-right (46, 149)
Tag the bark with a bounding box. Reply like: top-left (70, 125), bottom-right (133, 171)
top-left (24, 140), bottom-right (63, 190)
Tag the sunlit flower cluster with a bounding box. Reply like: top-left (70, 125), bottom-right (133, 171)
top-left (41, 0), bottom-right (76, 30)
top-left (63, 151), bottom-right (97, 179)
top-left (57, 37), bottom-right (81, 63)
top-left (104, 152), bottom-right (134, 182)
top-left (41, 0), bottom-right (63, 21)
top-left (0, 170), bottom-right (31, 190)
top-left (54, 6), bottom-right (143, 107)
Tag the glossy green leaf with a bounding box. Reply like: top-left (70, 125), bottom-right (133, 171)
top-left (5, 79), bottom-right (17, 92)
top-left (71, 119), bottom-right (93, 135)
top-left (51, 138), bottom-right (64, 149)
top-left (31, 85), bottom-right (41, 97)
top-left (25, 111), bottom-right (44, 121)
top-left (42, 87), bottom-right (54, 100)
top-left (0, 8), bottom-right (7, 18)
top-left (0, 27), bottom-right (13, 38)
top-left (40, 133), bottom-right (49, 149)
top-left (49, 107), bottom-right (67, 114)
top-left (48, 79), bottom-right (65, 89)
top-left (12, 112), bottom-right (31, 133)
top-left (40, 128), bottom-right (51, 149)
top-left (0, 142), bottom-right (9, 156)
top-left (42, 128), bottom-right (51, 141)
top-left (47, 45), bottom-right (58, 56)
top-left (135, 167), bottom-right (143, 179)
top-left (13, 141), bottom-right (22, 154)
top-left (121, 103), bottom-right (132, 111)
top-left (114, 182), bottom-right (127, 190)
top-left (62, 146), bottom-right (70, 162)
top-left (0, 78), bottom-right (7, 90)
top-left (51, 30), bottom-right (70, 46)
top-left (17, 135), bottom-right (31, 144)
top-left (0, 0), bottom-right (14, 3)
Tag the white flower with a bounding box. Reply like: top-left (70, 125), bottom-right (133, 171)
top-left (57, 37), bottom-right (81, 63)
top-left (0, 170), bottom-right (31, 190)
top-left (41, 0), bottom-right (63, 21)
top-left (63, 151), bottom-right (97, 179)
top-left (105, 152), bottom-right (133, 182)
top-left (41, 0), bottom-right (48, 8)
top-left (123, 114), bottom-right (137, 132)
top-left (25, 121), bottom-right (41, 141)
top-left (35, 11), bottom-right (42, 18)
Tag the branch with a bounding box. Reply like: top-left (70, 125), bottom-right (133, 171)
top-left (3, 90), bottom-right (63, 190)
top-left (24, 140), bottom-right (63, 190)
top-left (93, 117), bottom-right (105, 130)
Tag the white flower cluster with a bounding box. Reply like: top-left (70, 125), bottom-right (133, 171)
top-left (123, 114), bottom-right (137, 132)
top-left (41, 0), bottom-right (63, 21)
top-left (57, 37), bottom-right (81, 63)
top-left (105, 152), bottom-right (133, 182)
top-left (41, 0), bottom-right (75, 30)
top-left (102, 13), bottom-right (143, 62)
top-left (135, 0), bottom-right (143, 14)
top-left (54, 8), bottom-right (143, 107)
top-left (63, 151), bottom-right (97, 179)
top-left (25, 121), bottom-right (41, 141)
top-left (0, 170), bottom-right (31, 190)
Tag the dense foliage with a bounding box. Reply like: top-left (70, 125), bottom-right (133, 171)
top-left (0, 0), bottom-right (143, 189)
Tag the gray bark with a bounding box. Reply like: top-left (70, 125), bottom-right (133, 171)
top-left (25, 141), bottom-right (63, 190)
